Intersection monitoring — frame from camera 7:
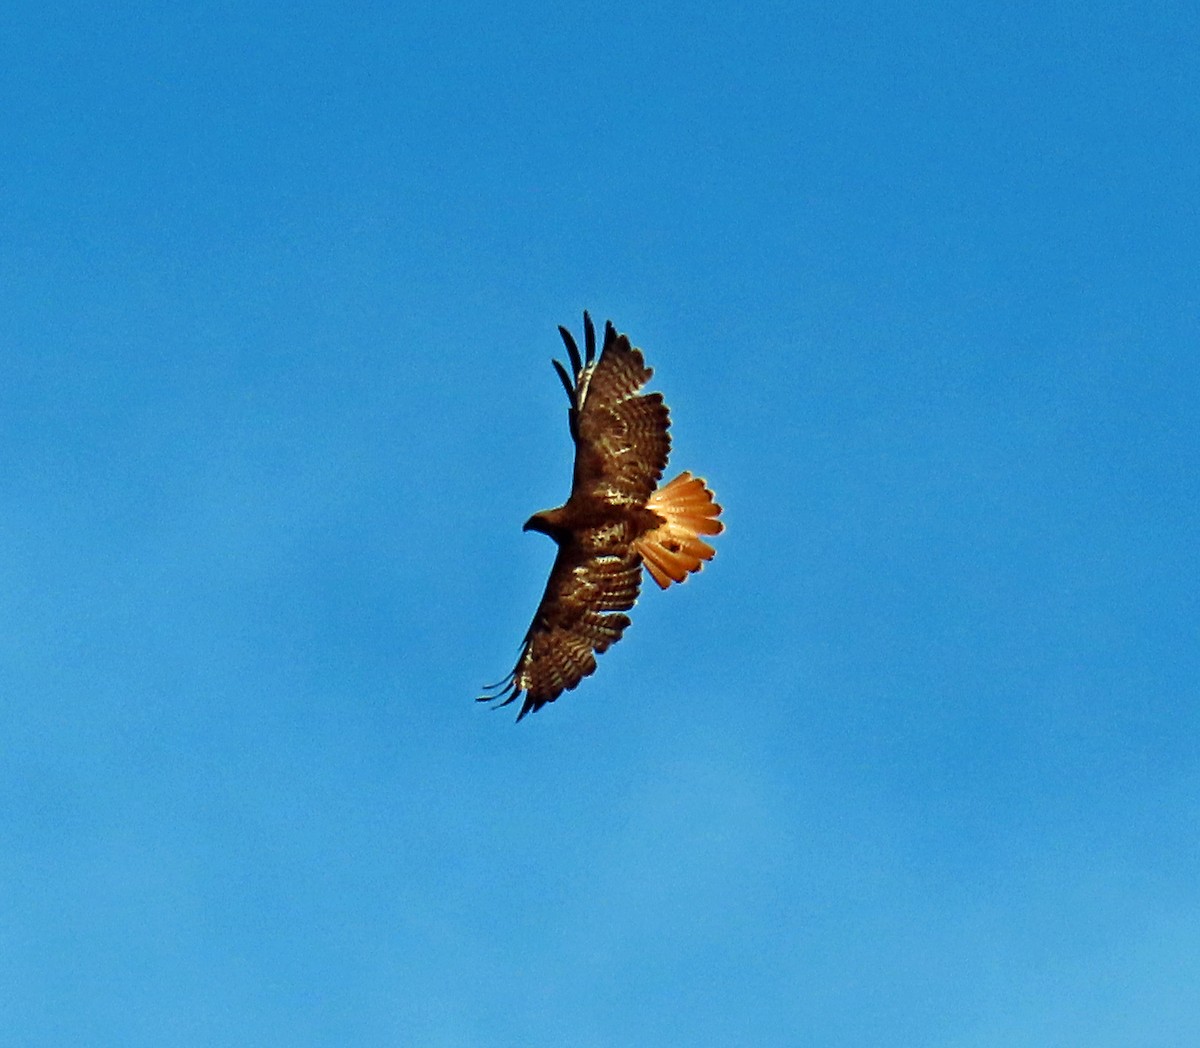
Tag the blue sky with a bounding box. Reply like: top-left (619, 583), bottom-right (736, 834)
top-left (2, 2), bottom-right (1198, 1045)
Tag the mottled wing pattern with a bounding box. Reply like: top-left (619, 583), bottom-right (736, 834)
top-left (480, 528), bottom-right (643, 721)
top-left (557, 314), bottom-right (672, 506)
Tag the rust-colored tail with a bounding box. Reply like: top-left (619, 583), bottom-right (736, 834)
top-left (635, 471), bottom-right (724, 590)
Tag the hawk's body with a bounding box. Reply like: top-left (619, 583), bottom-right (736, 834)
top-left (481, 313), bottom-right (723, 720)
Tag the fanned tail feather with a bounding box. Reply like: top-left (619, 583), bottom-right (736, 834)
top-left (635, 471), bottom-right (724, 589)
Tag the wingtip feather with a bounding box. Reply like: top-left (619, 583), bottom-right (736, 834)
top-left (558, 324), bottom-right (583, 376)
top-left (583, 311), bottom-right (596, 364)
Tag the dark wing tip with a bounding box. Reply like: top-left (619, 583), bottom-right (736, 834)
top-left (583, 311), bottom-right (596, 364)
top-left (516, 692), bottom-right (553, 722)
top-left (558, 324), bottom-right (583, 376)
top-left (478, 682), bottom-right (523, 712)
top-left (478, 669), bottom-right (522, 708)
top-left (551, 358), bottom-right (575, 401)
top-left (603, 320), bottom-right (618, 352)
top-left (480, 669), bottom-right (516, 692)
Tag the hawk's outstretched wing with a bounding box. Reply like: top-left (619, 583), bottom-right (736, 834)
top-left (480, 528), bottom-right (643, 721)
top-left (555, 313), bottom-right (672, 506)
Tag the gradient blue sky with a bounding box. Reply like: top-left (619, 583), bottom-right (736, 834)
top-left (3, 3), bottom-right (1198, 1045)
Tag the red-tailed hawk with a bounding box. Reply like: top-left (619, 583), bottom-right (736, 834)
top-left (480, 312), bottom-right (723, 720)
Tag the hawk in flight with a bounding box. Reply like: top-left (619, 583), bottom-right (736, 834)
top-left (480, 312), bottom-right (723, 720)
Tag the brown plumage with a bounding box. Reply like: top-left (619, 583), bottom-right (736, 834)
top-left (480, 312), bottom-right (723, 721)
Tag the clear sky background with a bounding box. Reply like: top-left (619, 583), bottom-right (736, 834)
top-left (2, 3), bottom-right (1198, 1045)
